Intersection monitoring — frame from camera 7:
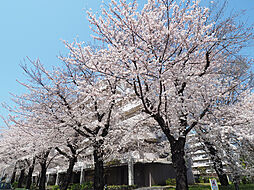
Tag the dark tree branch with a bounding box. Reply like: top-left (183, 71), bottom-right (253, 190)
top-left (55, 147), bottom-right (70, 159)
top-left (199, 52), bottom-right (211, 77)
top-left (184, 107), bottom-right (209, 136)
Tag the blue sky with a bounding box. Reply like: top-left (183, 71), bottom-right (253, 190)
top-left (0, 0), bottom-right (253, 127)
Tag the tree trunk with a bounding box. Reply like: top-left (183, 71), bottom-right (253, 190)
top-left (38, 161), bottom-right (47, 190)
top-left (234, 182), bottom-right (240, 190)
top-left (26, 157), bottom-right (36, 189)
top-left (170, 137), bottom-right (188, 190)
top-left (153, 114), bottom-right (189, 190)
top-left (204, 141), bottom-right (229, 186)
top-left (93, 141), bottom-right (104, 190)
top-left (36, 173), bottom-right (41, 187)
top-left (213, 160), bottom-right (229, 186)
top-left (18, 168), bottom-right (25, 188)
top-left (233, 175), bottom-right (240, 190)
top-left (38, 150), bottom-right (50, 190)
top-left (10, 166), bottom-right (17, 184)
top-left (60, 157), bottom-right (77, 190)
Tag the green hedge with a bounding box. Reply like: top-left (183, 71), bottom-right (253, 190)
top-left (239, 184), bottom-right (254, 190)
top-left (12, 182), bottom-right (18, 189)
top-left (47, 182), bottom-right (93, 190)
top-left (165, 178), bottom-right (176, 186)
top-left (188, 184), bottom-right (254, 190)
top-left (105, 185), bottom-right (137, 190)
top-left (63, 183), bottom-right (136, 190)
top-left (50, 185), bottom-right (60, 190)
top-left (68, 182), bottom-right (93, 190)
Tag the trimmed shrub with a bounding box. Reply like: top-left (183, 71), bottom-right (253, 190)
top-left (81, 181), bottom-right (93, 190)
top-left (106, 185), bottom-right (137, 190)
top-left (50, 185), bottom-right (60, 190)
top-left (165, 178), bottom-right (176, 186)
top-left (12, 181), bottom-right (18, 189)
top-left (70, 183), bottom-right (81, 190)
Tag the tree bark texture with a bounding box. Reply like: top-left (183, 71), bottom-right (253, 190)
top-left (36, 174), bottom-right (40, 187)
top-left (170, 137), bottom-right (189, 190)
top-left (234, 182), bottom-right (240, 190)
top-left (153, 114), bottom-right (189, 190)
top-left (204, 141), bottom-right (229, 186)
top-left (38, 150), bottom-right (50, 190)
top-left (93, 141), bottom-right (104, 190)
top-left (38, 161), bottom-right (47, 190)
top-left (60, 157), bottom-right (77, 190)
top-left (18, 168), bottom-right (25, 188)
top-left (26, 157), bottom-right (36, 189)
top-left (233, 175), bottom-right (240, 190)
top-left (10, 166), bottom-right (17, 184)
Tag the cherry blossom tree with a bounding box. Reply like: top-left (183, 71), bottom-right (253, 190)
top-left (25, 156), bottom-right (36, 189)
top-left (1, 2), bottom-right (252, 190)
top-left (54, 131), bottom-right (90, 190)
top-left (17, 59), bottom-right (123, 190)
top-left (193, 90), bottom-right (254, 188)
top-left (105, 109), bottom-right (172, 162)
top-left (0, 124), bottom-right (39, 188)
top-left (63, 0), bottom-right (253, 189)
top-left (192, 56), bottom-right (253, 186)
top-left (0, 124), bottom-right (35, 181)
top-left (3, 92), bottom-right (63, 190)
top-left (225, 92), bottom-right (254, 177)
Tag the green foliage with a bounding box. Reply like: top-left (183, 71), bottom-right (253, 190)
top-left (0, 183), bottom-right (13, 189)
top-left (66, 182), bottom-right (93, 190)
top-left (196, 167), bottom-right (207, 176)
top-left (65, 183), bottom-right (136, 190)
top-left (196, 176), bottom-right (215, 183)
top-left (30, 183), bottom-right (37, 190)
top-left (105, 159), bottom-right (121, 166)
top-left (219, 184), bottom-right (254, 190)
top-left (188, 184), bottom-right (211, 190)
top-left (197, 176), bottom-right (204, 183)
top-left (12, 181), bottom-right (18, 188)
top-left (187, 183), bottom-right (254, 190)
top-left (241, 176), bottom-right (254, 184)
top-left (48, 183), bottom-right (254, 190)
top-left (80, 181), bottom-right (93, 190)
top-left (239, 184), bottom-right (254, 190)
top-left (69, 184), bottom-right (81, 190)
top-left (165, 178), bottom-right (176, 185)
top-left (218, 185), bottom-right (234, 190)
top-left (50, 185), bottom-right (60, 190)
top-left (106, 184), bottom-right (137, 190)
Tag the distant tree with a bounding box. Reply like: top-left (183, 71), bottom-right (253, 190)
top-left (3, 95), bottom-right (62, 190)
top-left (194, 56), bottom-right (253, 186)
top-left (0, 124), bottom-right (37, 184)
top-left (18, 59), bottom-right (122, 190)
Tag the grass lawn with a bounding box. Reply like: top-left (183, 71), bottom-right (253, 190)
top-left (45, 183), bottom-right (254, 190)
top-left (160, 183), bottom-right (254, 190)
top-left (189, 183), bottom-right (254, 190)
top-left (162, 183), bottom-right (211, 190)
top-left (189, 183), bottom-right (211, 190)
